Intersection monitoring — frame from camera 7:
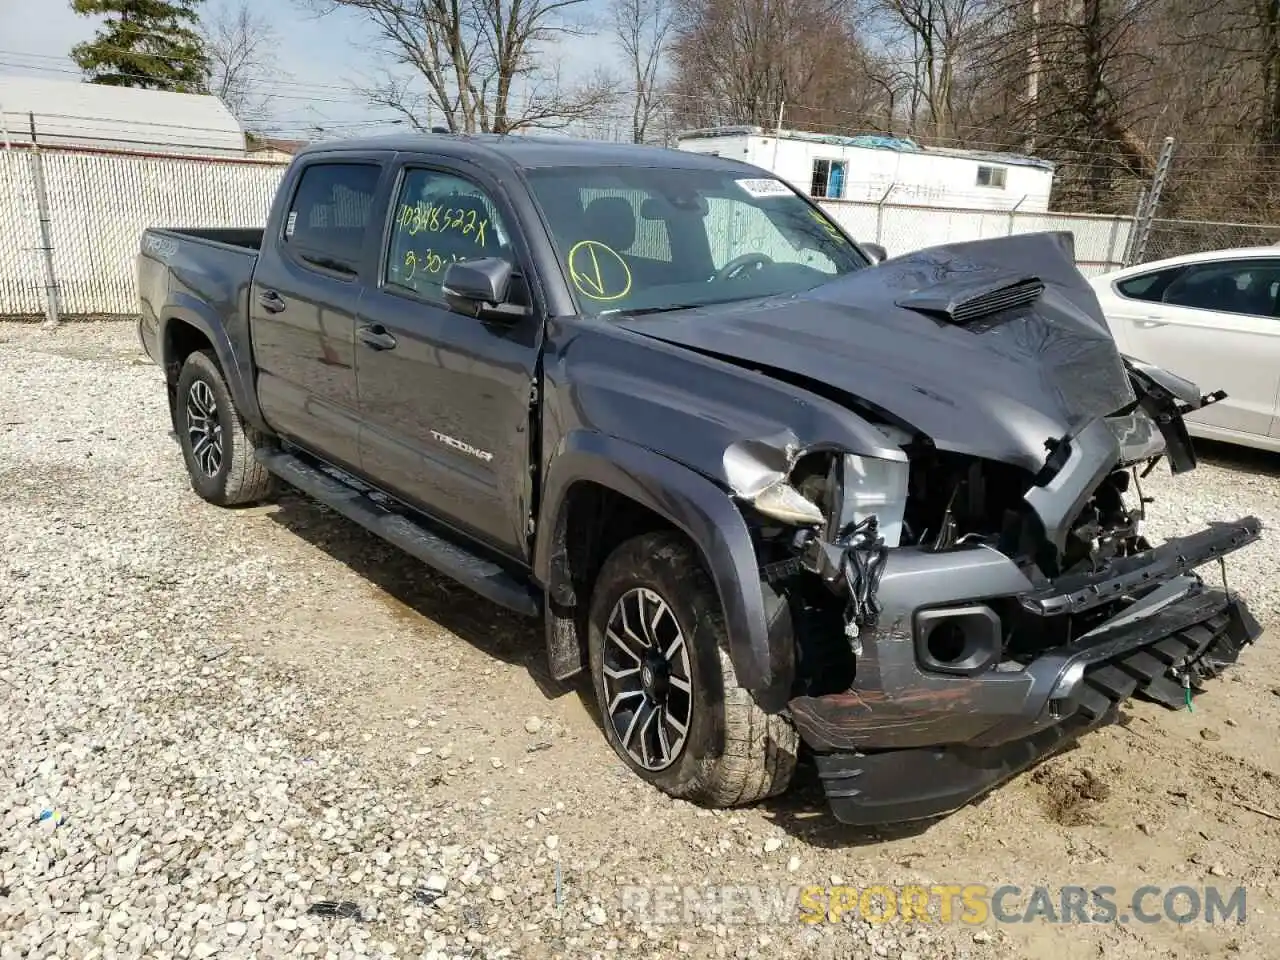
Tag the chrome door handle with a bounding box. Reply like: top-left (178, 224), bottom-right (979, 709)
top-left (357, 325), bottom-right (398, 350)
top-left (258, 289), bottom-right (286, 314)
top-left (1134, 318), bottom-right (1168, 328)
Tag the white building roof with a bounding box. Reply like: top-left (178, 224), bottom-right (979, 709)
top-left (677, 125), bottom-right (1056, 172)
top-left (0, 75), bottom-right (245, 156)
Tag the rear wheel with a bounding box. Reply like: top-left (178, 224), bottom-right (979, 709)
top-left (175, 349), bottom-right (274, 506)
top-left (588, 531), bottom-right (797, 807)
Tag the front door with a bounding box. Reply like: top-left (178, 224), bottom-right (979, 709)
top-left (355, 162), bottom-right (542, 560)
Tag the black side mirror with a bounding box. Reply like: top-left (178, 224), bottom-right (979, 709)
top-left (442, 258), bottom-right (528, 320)
top-left (862, 242), bottom-right (888, 264)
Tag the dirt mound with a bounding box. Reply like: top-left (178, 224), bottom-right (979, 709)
top-left (1032, 763), bottom-right (1113, 826)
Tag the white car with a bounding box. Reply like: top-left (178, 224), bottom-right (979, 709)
top-left (1090, 246), bottom-right (1280, 452)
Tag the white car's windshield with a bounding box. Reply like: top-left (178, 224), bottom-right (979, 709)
top-left (522, 165), bottom-right (869, 317)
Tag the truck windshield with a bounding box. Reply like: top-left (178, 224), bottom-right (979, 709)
top-left (521, 166), bottom-right (869, 317)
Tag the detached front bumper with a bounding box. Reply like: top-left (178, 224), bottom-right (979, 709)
top-left (789, 517), bottom-right (1263, 826)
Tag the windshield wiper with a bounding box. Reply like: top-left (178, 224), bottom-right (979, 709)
top-left (608, 299), bottom-right (744, 317)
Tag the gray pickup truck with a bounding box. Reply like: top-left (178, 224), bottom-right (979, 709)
top-left (137, 134), bottom-right (1262, 825)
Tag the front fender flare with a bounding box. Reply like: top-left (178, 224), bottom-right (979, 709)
top-left (535, 431), bottom-right (788, 707)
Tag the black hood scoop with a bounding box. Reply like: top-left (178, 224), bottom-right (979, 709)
top-left (897, 276), bottom-right (1045, 327)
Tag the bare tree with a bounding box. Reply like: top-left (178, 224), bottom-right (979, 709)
top-left (611, 0), bottom-right (673, 142)
top-left (1174, 0), bottom-right (1280, 159)
top-left (202, 1), bottom-right (281, 123)
top-left (865, 0), bottom-right (992, 141)
top-left (669, 0), bottom-right (887, 131)
top-left (309, 0), bottom-right (617, 134)
top-left (963, 0), bottom-right (1163, 210)
top-left (661, 0), bottom-right (1280, 227)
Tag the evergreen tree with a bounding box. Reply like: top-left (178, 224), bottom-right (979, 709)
top-left (70, 0), bottom-right (209, 92)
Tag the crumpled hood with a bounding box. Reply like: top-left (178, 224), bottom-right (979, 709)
top-left (617, 232), bottom-right (1135, 474)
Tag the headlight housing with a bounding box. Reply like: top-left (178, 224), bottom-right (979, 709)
top-left (741, 452), bottom-right (910, 544)
top-left (1106, 409), bottom-right (1165, 465)
top-left (749, 477), bottom-right (828, 526)
top-left (831, 453), bottom-right (910, 547)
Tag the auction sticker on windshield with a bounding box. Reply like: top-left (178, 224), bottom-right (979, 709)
top-left (735, 178), bottom-right (793, 198)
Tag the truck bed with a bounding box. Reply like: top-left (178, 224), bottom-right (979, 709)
top-left (159, 227), bottom-right (266, 251)
top-left (137, 227), bottom-right (264, 366)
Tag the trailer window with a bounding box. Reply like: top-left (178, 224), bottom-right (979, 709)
top-left (811, 159), bottom-right (846, 199)
top-left (976, 165), bottom-right (1007, 188)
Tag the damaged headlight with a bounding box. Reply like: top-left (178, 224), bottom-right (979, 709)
top-left (749, 478), bottom-right (827, 526)
top-left (1106, 408), bottom-right (1166, 465)
top-left (831, 454), bottom-right (910, 547)
top-left (725, 433), bottom-right (910, 538)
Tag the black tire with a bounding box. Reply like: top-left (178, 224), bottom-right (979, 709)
top-left (175, 349), bottom-right (275, 507)
top-left (588, 531), bottom-right (798, 807)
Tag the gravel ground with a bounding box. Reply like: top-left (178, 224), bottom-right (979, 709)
top-left (3, 320), bottom-right (1280, 960)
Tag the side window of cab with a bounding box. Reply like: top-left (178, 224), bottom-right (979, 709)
top-left (282, 162), bottom-right (382, 277)
top-left (383, 168), bottom-right (513, 303)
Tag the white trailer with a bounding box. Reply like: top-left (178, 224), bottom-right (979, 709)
top-left (676, 126), bottom-right (1055, 214)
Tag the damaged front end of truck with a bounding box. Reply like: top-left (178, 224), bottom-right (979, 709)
top-left (650, 233), bottom-right (1264, 825)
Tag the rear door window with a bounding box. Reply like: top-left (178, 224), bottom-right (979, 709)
top-left (1161, 259), bottom-right (1280, 318)
top-left (283, 162), bottom-right (382, 277)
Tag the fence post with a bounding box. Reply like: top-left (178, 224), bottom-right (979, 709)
top-left (28, 113), bottom-right (60, 327)
top-left (1106, 216), bottom-right (1125, 272)
top-left (875, 184), bottom-right (895, 245)
top-left (770, 101), bottom-right (784, 173)
top-left (1126, 136), bottom-right (1175, 266)
top-left (1123, 187), bottom-right (1148, 266)
top-left (1007, 195), bottom-right (1028, 236)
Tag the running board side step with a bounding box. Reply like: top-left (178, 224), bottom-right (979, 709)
top-left (255, 449), bottom-right (541, 618)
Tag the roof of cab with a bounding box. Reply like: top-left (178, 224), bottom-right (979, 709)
top-left (296, 132), bottom-right (758, 172)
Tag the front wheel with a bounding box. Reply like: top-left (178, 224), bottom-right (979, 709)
top-left (587, 531), bottom-right (797, 807)
top-left (175, 349), bottom-right (275, 507)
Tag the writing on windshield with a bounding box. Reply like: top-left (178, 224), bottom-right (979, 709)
top-left (523, 166), bottom-right (867, 317)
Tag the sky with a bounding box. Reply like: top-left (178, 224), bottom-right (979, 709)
top-left (0, 0), bottom-right (617, 138)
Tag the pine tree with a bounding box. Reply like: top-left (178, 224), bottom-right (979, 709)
top-left (70, 0), bottom-right (209, 92)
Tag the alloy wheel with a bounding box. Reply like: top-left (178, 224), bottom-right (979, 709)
top-left (601, 587), bottom-right (694, 771)
top-left (186, 379), bottom-right (224, 477)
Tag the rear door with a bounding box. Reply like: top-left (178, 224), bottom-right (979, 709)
top-left (354, 158), bottom-right (543, 560)
top-left (251, 156), bottom-right (388, 471)
top-left (1104, 257), bottom-right (1280, 440)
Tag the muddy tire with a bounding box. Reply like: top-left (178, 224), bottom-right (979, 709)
top-left (175, 349), bottom-right (275, 507)
top-left (588, 531), bottom-right (797, 807)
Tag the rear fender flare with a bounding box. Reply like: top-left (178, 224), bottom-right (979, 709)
top-left (159, 294), bottom-right (266, 431)
top-left (535, 431), bottom-right (788, 707)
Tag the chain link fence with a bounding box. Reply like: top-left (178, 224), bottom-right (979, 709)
top-left (1138, 217), bottom-right (1280, 265)
top-left (0, 151), bottom-right (44, 316)
top-left (10, 143), bottom-right (1275, 319)
top-left (0, 147), bottom-right (286, 319)
top-left (817, 197), bottom-right (1133, 277)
